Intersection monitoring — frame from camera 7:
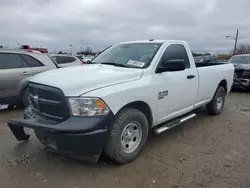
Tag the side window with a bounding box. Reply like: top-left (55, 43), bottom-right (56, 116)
top-left (56, 56), bottom-right (76, 64)
top-left (67, 57), bottom-right (76, 62)
top-left (57, 56), bottom-right (70, 64)
top-left (0, 53), bottom-right (29, 69)
top-left (161, 44), bottom-right (190, 68)
top-left (21, 54), bottom-right (44, 67)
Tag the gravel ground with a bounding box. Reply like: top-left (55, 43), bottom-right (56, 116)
top-left (0, 91), bottom-right (250, 188)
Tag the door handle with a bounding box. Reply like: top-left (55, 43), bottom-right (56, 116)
top-left (187, 75), bottom-right (195, 79)
top-left (22, 72), bottom-right (31, 75)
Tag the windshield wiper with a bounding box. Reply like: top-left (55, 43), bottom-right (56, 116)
top-left (101, 62), bottom-right (129, 68)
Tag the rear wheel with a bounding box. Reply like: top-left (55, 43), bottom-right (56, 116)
top-left (104, 108), bottom-right (148, 164)
top-left (206, 86), bottom-right (226, 115)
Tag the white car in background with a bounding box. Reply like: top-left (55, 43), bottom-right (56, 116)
top-left (50, 54), bottom-right (83, 67)
top-left (81, 55), bottom-right (94, 63)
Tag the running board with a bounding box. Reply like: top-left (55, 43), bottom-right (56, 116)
top-left (154, 113), bottom-right (196, 135)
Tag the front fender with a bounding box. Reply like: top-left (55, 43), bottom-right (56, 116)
top-left (82, 78), bottom-right (158, 118)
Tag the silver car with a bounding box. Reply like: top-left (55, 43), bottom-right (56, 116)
top-left (50, 54), bottom-right (83, 67)
top-left (0, 49), bottom-right (58, 107)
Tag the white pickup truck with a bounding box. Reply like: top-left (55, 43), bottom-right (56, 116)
top-left (8, 40), bottom-right (234, 164)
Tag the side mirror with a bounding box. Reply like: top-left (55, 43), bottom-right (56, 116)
top-left (156, 59), bottom-right (186, 73)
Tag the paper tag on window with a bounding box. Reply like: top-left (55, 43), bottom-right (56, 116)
top-left (127, 60), bottom-right (145, 67)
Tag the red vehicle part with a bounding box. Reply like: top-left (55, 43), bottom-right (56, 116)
top-left (20, 45), bottom-right (48, 53)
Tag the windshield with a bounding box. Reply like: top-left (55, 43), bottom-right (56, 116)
top-left (91, 43), bottom-right (162, 68)
top-left (228, 56), bottom-right (250, 64)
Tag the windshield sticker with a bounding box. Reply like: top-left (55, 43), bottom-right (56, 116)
top-left (127, 60), bottom-right (145, 67)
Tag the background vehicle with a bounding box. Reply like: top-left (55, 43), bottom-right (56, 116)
top-left (20, 45), bottom-right (48, 53)
top-left (194, 55), bottom-right (217, 63)
top-left (229, 54), bottom-right (250, 90)
top-left (8, 40), bottom-right (234, 164)
top-left (50, 54), bottom-right (84, 67)
top-left (77, 55), bottom-right (95, 64)
top-left (0, 50), bottom-right (58, 107)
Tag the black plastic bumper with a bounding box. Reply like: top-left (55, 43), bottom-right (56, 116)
top-left (233, 78), bottom-right (250, 88)
top-left (7, 114), bottom-right (114, 163)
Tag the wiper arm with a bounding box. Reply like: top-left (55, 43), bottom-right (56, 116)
top-left (101, 62), bottom-right (129, 67)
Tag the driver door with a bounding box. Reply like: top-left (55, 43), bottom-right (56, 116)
top-left (154, 44), bottom-right (198, 124)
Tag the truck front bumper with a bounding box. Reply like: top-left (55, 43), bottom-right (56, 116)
top-left (233, 78), bottom-right (250, 88)
top-left (7, 113), bottom-right (114, 163)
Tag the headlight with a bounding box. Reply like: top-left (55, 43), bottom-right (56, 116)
top-left (68, 97), bottom-right (110, 116)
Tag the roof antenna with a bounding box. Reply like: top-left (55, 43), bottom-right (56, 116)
top-left (149, 39), bottom-right (154, 41)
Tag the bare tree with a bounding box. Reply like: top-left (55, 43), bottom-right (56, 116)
top-left (234, 44), bottom-right (250, 55)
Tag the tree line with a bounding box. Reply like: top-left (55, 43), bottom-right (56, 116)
top-left (216, 44), bottom-right (250, 60)
top-left (192, 43), bottom-right (250, 60)
top-left (57, 46), bottom-right (98, 56)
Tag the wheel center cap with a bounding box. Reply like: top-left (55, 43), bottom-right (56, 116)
top-left (124, 130), bottom-right (133, 141)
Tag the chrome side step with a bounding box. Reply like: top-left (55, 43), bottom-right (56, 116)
top-left (154, 113), bottom-right (196, 135)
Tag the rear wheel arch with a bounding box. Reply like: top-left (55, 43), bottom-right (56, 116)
top-left (218, 79), bottom-right (227, 93)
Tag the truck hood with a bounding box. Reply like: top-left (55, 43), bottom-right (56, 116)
top-left (29, 64), bottom-right (143, 96)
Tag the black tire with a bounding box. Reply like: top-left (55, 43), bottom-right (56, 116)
top-left (22, 87), bottom-right (30, 107)
top-left (206, 86), bottom-right (226, 115)
top-left (104, 108), bottom-right (149, 164)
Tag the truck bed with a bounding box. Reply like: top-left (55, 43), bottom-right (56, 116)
top-left (195, 61), bottom-right (228, 68)
top-left (195, 62), bottom-right (234, 106)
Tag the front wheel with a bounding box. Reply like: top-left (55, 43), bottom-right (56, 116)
top-left (206, 86), bottom-right (226, 115)
top-left (104, 108), bottom-right (148, 164)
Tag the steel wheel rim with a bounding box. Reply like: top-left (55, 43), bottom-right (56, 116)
top-left (120, 121), bottom-right (142, 153)
top-left (216, 92), bottom-right (223, 110)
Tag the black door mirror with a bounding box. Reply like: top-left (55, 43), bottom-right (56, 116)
top-left (156, 59), bottom-right (186, 73)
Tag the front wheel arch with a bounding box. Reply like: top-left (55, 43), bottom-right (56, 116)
top-left (116, 101), bottom-right (153, 129)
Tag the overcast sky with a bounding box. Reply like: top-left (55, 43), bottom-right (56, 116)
top-left (0, 0), bottom-right (250, 53)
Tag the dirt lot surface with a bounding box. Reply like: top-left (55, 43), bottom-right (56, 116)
top-left (1, 91), bottom-right (250, 188)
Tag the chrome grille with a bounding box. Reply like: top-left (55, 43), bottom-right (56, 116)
top-left (29, 83), bottom-right (70, 121)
